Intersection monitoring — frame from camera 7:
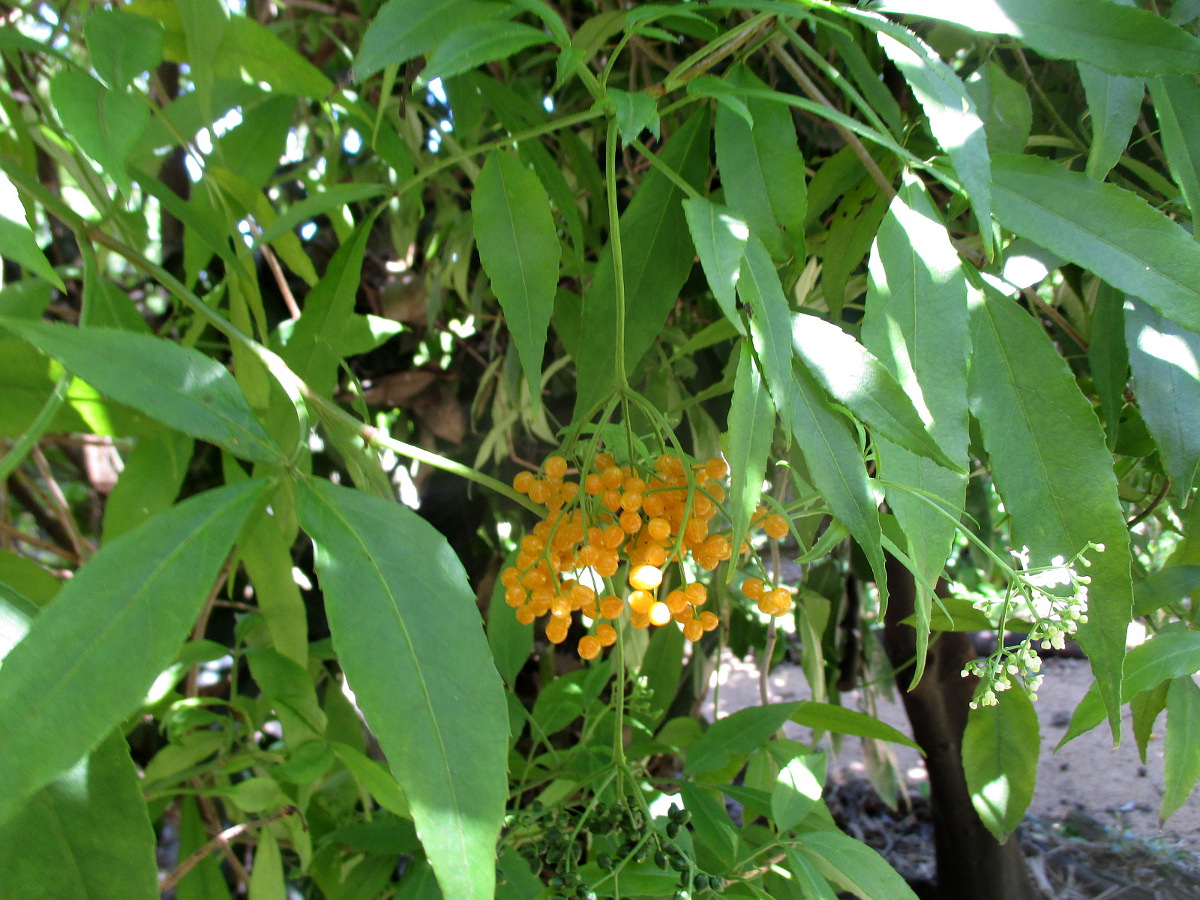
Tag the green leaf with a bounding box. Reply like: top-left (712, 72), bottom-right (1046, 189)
top-left (990, 152), bottom-right (1200, 334)
top-left (1131, 681), bottom-right (1169, 766)
top-left (423, 21), bottom-right (546, 82)
top-left (726, 351), bottom-right (775, 571)
top-left (249, 827), bottom-right (286, 900)
top-left (962, 688), bottom-right (1039, 843)
top-left (820, 176), bottom-right (892, 317)
top-left (215, 16), bottom-right (331, 99)
top-left (255, 185), bottom-right (387, 247)
top-left (683, 197), bottom-right (748, 330)
top-left (297, 479), bottom-right (507, 900)
top-left (1125, 298), bottom-right (1200, 505)
top-left (798, 830), bottom-right (920, 900)
top-left (86, 9), bottom-right (164, 89)
top-left (1123, 632), bottom-right (1200, 696)
top-left (0, 215), bottom-right (65, 291)
top-left (1150, 75), bottom-right (1200, 218)
top-left (244, 646), bottom-right (326, 735)
top-left (1162, 675), bottom-right (1200, 821)
top-left (0, 479), bottom-right (266, 827)
top-left (281, 216), bottom-right (379, 398)
top-left (793, 313), bottom-right (962, 472)
top-left (863, 174), bottom-right (970, 683)
top-left (1088, 282), bottom-right (1128, 449)
top-left (354, 0), bottom-right (505, 81)
top-left (49, 70), bottom-right (149, 197)
top-left (679, 782), bottom-right (737, 870)
top-left (784, 848), bottom-right (840, 900)
top-left (787, 362), bottom-right (888, 597)
top-left (1, 319), bottom-right (282, 463)
top-left (607, 88), bottom-right (660, 145)
top-left (0, 552), bottom-right (61, 606)
top-left (531, 664), bottom-right (609, 736)
top-left (638, 618), bottom-right (684, 731)
top-left (102, 432), bottom-right (193, 543)
top-left (1080, 66), bottom-right (1144, 181)
top-left (789, 702), bottom-right (921, 750)
top-left (739, 236), bottom-right (795, 435)
top-left (771, 753), bottom-right (824, 832)
top-left (714, 65), bottom-right (807, 262)
top-left (472, 151), bottom-right (560, 405)
top-left (966, 61), bottom-right (1032, 155)
top-left (874, 0), bottom-right (1200, 76)
top-left (859, 12), bottom-right (993, 257)
top-left (571, 107), bottom-right (710, 419)
top-left (685, 702), bottom-right (802, 776)
top-left (0, 732), bottom-right (159, 900)
top-left (1133, 566), bottom-right (1200, 617)
top-left (968, 288), bottom-right (1132, 738)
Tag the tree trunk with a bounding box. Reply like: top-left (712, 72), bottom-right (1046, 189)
top-left (881, 556), bottom-right (1036, 900)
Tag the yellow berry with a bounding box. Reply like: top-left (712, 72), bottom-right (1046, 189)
top-left (602, 466), bottom-right (624, 489)
top-left (516, 605), bottom-right (536, 625)
top-left (544, 455), bottom-right (568, 481)
top-left (665, 589), bottom-right (689, 614)
top-left (600, 595), bottom-right (624, 619)
top-left (685, 582), bottom-right (707, 606)
top-left (629, 590), bottom-right (655, 615)
top-left (741, 578), bottom-right (765, 600)
top-left (647, 517), bottom-right (671, 541)
top-left (683, 620), bottom-right (704, 642)
top-left (649, 602), bottom-right (672, 626)
top-left (705, 457), bottom-right (728, 479)
top-left (505, 585), bottom-right (526, 607)
top-left (546, 619), bottom-right (569, 644)
top-left (596, 623), bottom-right (618, 646)
top-left (619, 509), bottom-right (643, 534)
top-left (629, 565), bottom-right (663, 591)
top-left (699, 611), bottom-right (719, 632)
top-left (501, 566), bottom-right (520, 587)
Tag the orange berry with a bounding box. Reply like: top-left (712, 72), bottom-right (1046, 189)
top-left (741, 578), bottom-right (765, 600)
top-left (603, 525), bottom-right (626, 549)
top-left (501, 566), bottom-right (520, 587)
top-left (516, 605), bottom-right (536, 625)
top-left (551, 595), bottom-right (570, 617)
top-left (699, 611), bottom-right (719, 632)
top-left (649, 602), bottom-right (672, 626)
top-left (596, 623), bottom-right (618, 646)
top-left (602, 466), bottom-right (624, 489)
top-left (684, 518), bottom-right (708, 543)
top-left (594, 452), bottom-right (616, 471)
top-left (683, 620), bottom-right (704, 642)
top-left (544, 455), bottom-right (568, 481)
top-left (595, 551), bottom-right (620, 578)
top-left (685, 582), bottom-right (707, 606)
top-left (577, 635), bottom-right (602, 660)
top-left (601, 489), bottom-right (622, 512)
top-left (693, 552), bottom-right (719, 571)
top-left (763, 514), bottom-right (789, 540)
top-left (643, 494), bottom-right (666, 518)
top-left (620, 491), bottom-right (643, 511)
top-left (513, 471), bottom-right (535, 493)
top-left (546, 619), bottom-right (569, 644)
top-left (628, 590), bottom-right (655, 614)
top-left (528, 480), bottom-right (550, 504)
top-left (630, 611), bottom-right (651, 629)
top-left (705, 457), bottom-right (728, 479)
top-left (693, 494), bottom-right (714, 519)
top-left (647, 517), bottom-right (671, 541)
top-left (600, 595), bottom-right (625, 619)
top-left (665, 589), bottom-right (689, 614)
top-left (619, 509), bottom-right (643, 534)
top-left (560, 481), bottom-right (579, 502)
top-left (585, 473), bottom-right (603, 495)
top-left (505, 585), bottom-right (526, 607)
top-left (629, 565), bottom-right (663, 591)
top-left (707, 482), bottom-right (726, 502)
top-left (704, 535), bottom-right (732, 561)
top-left (644, 545), bottom-right (668, 567)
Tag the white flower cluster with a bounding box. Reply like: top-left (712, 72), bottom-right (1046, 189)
top-left (961, 543), bottom-right (1102, 710)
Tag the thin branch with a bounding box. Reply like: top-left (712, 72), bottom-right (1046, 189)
top-left (159, 806), bottom-right (299, 894)
top-left (1126, 478), bottom-right (1170, 528)
top-left (769, 37), bottom-right (897, 201)
top-left (247, 221), bottom-right (302, 320)
top-left (0, 518), bottom-right (78, 564)
top-left (1025, 288), bottom-right (1087, 351)
top-left (30, 445), bottom-right (94, 561)
top-left (185, 562), bottom-right (233, 697)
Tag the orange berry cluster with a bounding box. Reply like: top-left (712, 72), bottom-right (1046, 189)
top-left (739, 505), bottom-right (794, 615)
top-left (502, 451), bottom-right (791, 660)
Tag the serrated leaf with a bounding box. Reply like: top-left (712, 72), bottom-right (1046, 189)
top-left (990, 153), bottom-right (1200, 334)
top-left (1151, 74), bottom-right (1200, 218)
top-left (726, 351), bottom-right (775, 569)
top-left (962, 688), bottom-right (1039, 843)
top-left (679, 782), bottom-right (737, 870)
top-left (1080, 65), bottom-right (1144, 181)
top-left (608, 88), bottom-right (660, 145)
top-left (966, 60), bottom-right (1031, 155)
top-left (1125, 297), bottom-right (1200, 504)
top-left (1, 319), bottom-right (282, 463)
top-left (473, 151), bottom-right (560, 405)
top-left (772, 753), bottom-right (824, 832)
top-left (1162, 676), bottom-right (1200, 821)
top-left (788, 362), bottom-right (888, 598)
top-left (968, 288), bottom-right (1132, 737)
top-left (102, 431), bottom-right (193, 543)
top-left (714, 65), bottom-right (807, 262)
top-left (683, 197), bottom-right (748, 329)
top-left (215, 16), bottom-right (331, 99)
top-left (1123, 632), bottom-right (1200, 696)
top-left (297, 480), bottom-right (507, 900)
top-left (738, 236), bottom-right (795, 435)
top-left (858, 12), bottom-right (993, 257)
top-left (874, 0), bottom-right (1200, 76)
top-left (354, 0), bottom-right (506, 81)
top-left (0, 217), bottom-right (65, 290)
top-left (790, 702), bottom-right (921, 750)
top-left (0, 480), bottom-right (266, 827)
top-left (685, 702), bottom-right (802, 775)
top-left (1133, 566), bottom-right (1200, 617)
top-left (863, 175), bottom-right (970, 684)
top-left (793, 312), bottom-right (963, 472)
top-left (424, 21), bottom-right (546, 82)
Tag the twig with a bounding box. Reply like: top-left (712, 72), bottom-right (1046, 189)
top-left (30, 445), bottom-right (94, 561)
top-left (1016, 48), bottom-right (1088, 154)
top-left (184, 562), bottom-right (233, 697)
top-left (0, 518), bottom-right (78, 564)
top-left (247, 221), bottom-right (301, 320)
top-left (163, 798), bottom-right (281, 894)
top-left (1025, 288), bottom-right (1087, 351)
top-left (769, 36), bottom-right (897, 201)
top-left (1126, 478), bottom-right (1170, 528)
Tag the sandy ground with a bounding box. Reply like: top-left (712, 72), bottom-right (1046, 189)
top-left (705, 650), bottom-right (1200, 856)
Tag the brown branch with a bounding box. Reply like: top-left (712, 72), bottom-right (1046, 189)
top-left (159, 806), bottom-right (298, 894)
top-left (30, 445), bottom-right (94, 561)
top-left (184, 562), bottom-right (233, 697)
top-left (0, 518), bottom-right (78, 564)
top-left (5, 472), bottom-right (80, 563)
top-left (1126, 478), bottom-right (1170, 528)
top-left (769, 37), bottom-right (897, 201)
